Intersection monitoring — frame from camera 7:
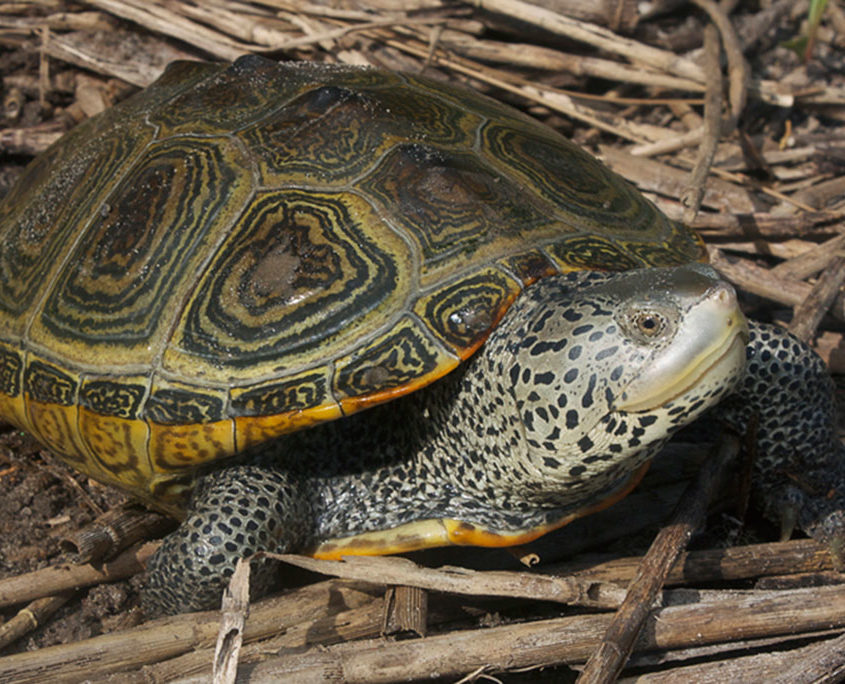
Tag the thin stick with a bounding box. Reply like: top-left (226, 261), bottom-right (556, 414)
top-left (577, 435), bottom-right (741, 683)
top-left (682, 24), bottom-right (723, 224)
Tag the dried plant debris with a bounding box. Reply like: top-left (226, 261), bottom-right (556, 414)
top-left (0, 1), bottom-right (844, 682)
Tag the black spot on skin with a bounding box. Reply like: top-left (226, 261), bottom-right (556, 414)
top-left (577, 435), bottom-right (594, 453)
top-left (568, 345), bottom-right (582, 361)
top-left (582, 374), bottom-right (596, 409)
top-left (534, 371), bottom-right (555, 385)
top-left (531, 339), bottom-right (567, 355)
top-left (573, 324), bottom-right (593, 335)
top-left (566, 409), bottom-right (579, 429)
top-left (563, 309), bottom-right (582, 322)
top-left (543, 457), bottom-right (560, 468)
top-left (564, 368), bottom-right (578, 383)
top-left (532, 309), bottom-right (555, 332)
top-left (596, 346), bottom-right (618, 361)
top-left (569, 465), bottom-right (586, 477)
top-left (523, 411), bottom-right (534, 430)
top-left (610, 366), bottom-right (623, 381)
top-left (639, 415), bottom-right (658, 427)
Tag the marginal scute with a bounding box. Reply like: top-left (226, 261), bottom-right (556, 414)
top-left (0, 345), bottom-right (25, 431)
top-left (548, 234), bottom-right (650, 272)
top-left (78, 408), bottom-right (151, 491)
top-left (414, 267), bottom-right (521, 355)
top-left (80, 378), bottom-right (146, 419)
top-left (25, 359), bottom-right (77, 406)
top-left (234, 402), bottom-right (342, 452)
top-left (23, 357), bottom-right (84, 465)
top-left (334, 317), bottom-right (454, 406)
top-left (0, 344), bottom-right (22, 397)
top-left (145, 386), bottom-right (226, 425)
top-left (149, 419), bottom-right (235, 474)
top-left (230, 368), bottom-right (331, 417)
top-left (499, 251), bottom-right (561, 286)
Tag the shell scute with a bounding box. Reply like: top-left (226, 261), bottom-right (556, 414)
top-left (235, 73), bottom-right (476, 187)
top-left (0, 56), bottom-right (706, 502)
top-left (163, 189), bottom-right (411, 381)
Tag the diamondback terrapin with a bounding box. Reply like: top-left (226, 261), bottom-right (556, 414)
top-left (0, 56), bottom-right (842, 615)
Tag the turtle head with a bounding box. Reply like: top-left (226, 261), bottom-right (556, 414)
top-left (492, 264), bottom-right (748, 490)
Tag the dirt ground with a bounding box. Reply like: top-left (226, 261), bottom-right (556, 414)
top-left (0, 428), bottom-right (142, 652)
top-left (0, 0), bottom-right (843, 679)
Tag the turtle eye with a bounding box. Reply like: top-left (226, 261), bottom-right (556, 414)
top-left (618, 304), bottom-right (676, 344)
top-left (635, 311), bottom-right (666, 337)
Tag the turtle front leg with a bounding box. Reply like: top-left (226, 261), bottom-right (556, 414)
top-left (718, 321), bottom-right (845, 557)
top-left (143, 463), bottom-right (313, 616)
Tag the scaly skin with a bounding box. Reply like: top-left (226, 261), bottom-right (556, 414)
top-left (143, 266), bottom-right (845, 616)
top-left (717, 323), bottom-right (845, 547)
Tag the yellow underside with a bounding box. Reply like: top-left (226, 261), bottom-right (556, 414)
top-left (309, 460), bottom-right (651, 559)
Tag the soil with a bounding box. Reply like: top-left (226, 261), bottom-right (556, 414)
top-left (0, 428), bottom-right (141, 652)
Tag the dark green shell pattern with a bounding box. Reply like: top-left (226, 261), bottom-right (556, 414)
top-left (0, 55), bottom-right (705, 508)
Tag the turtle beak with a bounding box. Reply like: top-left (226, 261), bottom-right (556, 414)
top-left (618, 280), bottom-right (749, 413)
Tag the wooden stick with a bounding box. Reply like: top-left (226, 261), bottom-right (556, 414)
top-left (474, 0), bottom-right (706, 82)
top-left (681, 24), bottom-right (722, 224)
top-left (382, 585), bottom-right (428, 637)
top-left (557, 539), bottom-right (837, 585)
top-left (622, 630), bottom-right (845, 682)
top-left (577, 435), bottom-right (740, 683)
top-left (269, 553), bottom-right (627, 609)
top-left (0, 579), bottom-right (381, 683)
top-left (789, 256), bottom-right (845, 342)
top-left (0, 543), bottom-right (154, 609)
top-left (238, 583), bottom-right (845, 682)
top-left (0, 593), bottom-right (75, 651)
top-left (212, 558), bottom-right (250, 684)
top-left (61, 506), bottom-right (170, 563)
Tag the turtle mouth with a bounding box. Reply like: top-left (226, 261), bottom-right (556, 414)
top-left (617, 284), bottom-right (749, 413)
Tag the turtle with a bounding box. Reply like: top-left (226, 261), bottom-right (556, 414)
top-left (0, 55), bottom-right (842, 616)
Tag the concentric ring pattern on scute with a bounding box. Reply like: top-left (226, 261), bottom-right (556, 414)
top-left (0, 55), bottom-right (706, 502)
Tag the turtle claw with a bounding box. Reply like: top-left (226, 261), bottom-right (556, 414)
top-left (778, 502), bottom-right (798, 543)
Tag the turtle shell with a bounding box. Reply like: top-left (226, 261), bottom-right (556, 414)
top-left (0, 55), bottom-right (705, 509)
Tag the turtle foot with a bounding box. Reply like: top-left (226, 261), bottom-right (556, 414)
top-left (142, 463), bottom-right (311, 616)
top-left (718, 321), bottom-right (845, 561)
top-left (770, 446), bottom-right (845, 570)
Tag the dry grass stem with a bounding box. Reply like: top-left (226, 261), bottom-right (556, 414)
top-left (270, 553), bottom-right (628, 609)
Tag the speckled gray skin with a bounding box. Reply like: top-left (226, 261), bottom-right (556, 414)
top-left (144, 265), bottom-right (844, 615)
top-left (717, 324), bottom-right (845, 544)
